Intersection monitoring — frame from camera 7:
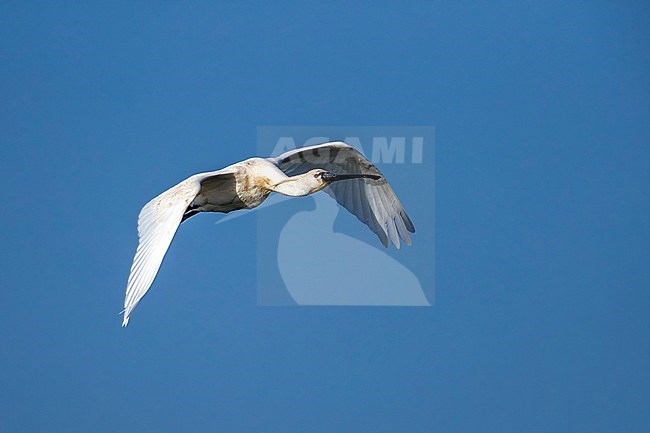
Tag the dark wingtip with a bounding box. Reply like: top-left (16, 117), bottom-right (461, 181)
top-left (401, 211), bottom-right (415, 233)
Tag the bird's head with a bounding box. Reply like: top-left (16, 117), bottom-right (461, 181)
top-left (306, 169), bottom-right (381, 193)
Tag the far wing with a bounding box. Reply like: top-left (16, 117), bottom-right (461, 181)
top-left (269, 142), bottom-right (415, 248)
top-left (122, 169), bottom-right (232, 326)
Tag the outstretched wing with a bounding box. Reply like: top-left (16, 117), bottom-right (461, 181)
top-left (122, 169), bottom-right (232, 326)
top-left (268, 141), bottom-right (415, 248)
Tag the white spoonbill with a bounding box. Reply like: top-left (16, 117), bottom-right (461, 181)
top-left (122, 141), bottom-right (415, 326)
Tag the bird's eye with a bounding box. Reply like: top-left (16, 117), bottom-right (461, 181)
top-left (314, 172), bottom-right (321, 178)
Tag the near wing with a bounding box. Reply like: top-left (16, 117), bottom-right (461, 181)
top-left (269, 141), bottom-right (415, 248)
top-left (122, 169), bottom-right (232, 326)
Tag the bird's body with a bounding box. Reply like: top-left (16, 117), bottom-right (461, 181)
top-left (186, 158), bottom-right (312, 215)
top-left (122, 142), bottom-right (415, 326)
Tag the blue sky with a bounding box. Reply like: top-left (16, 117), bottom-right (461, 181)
top-left (1, 2), bottom-right (648, 432)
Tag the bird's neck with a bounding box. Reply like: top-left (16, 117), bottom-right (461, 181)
top-left (270, 174), bottom-right (318, 197)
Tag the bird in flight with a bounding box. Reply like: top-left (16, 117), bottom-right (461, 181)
top-left (122, 141), bottom-right (415, 326)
